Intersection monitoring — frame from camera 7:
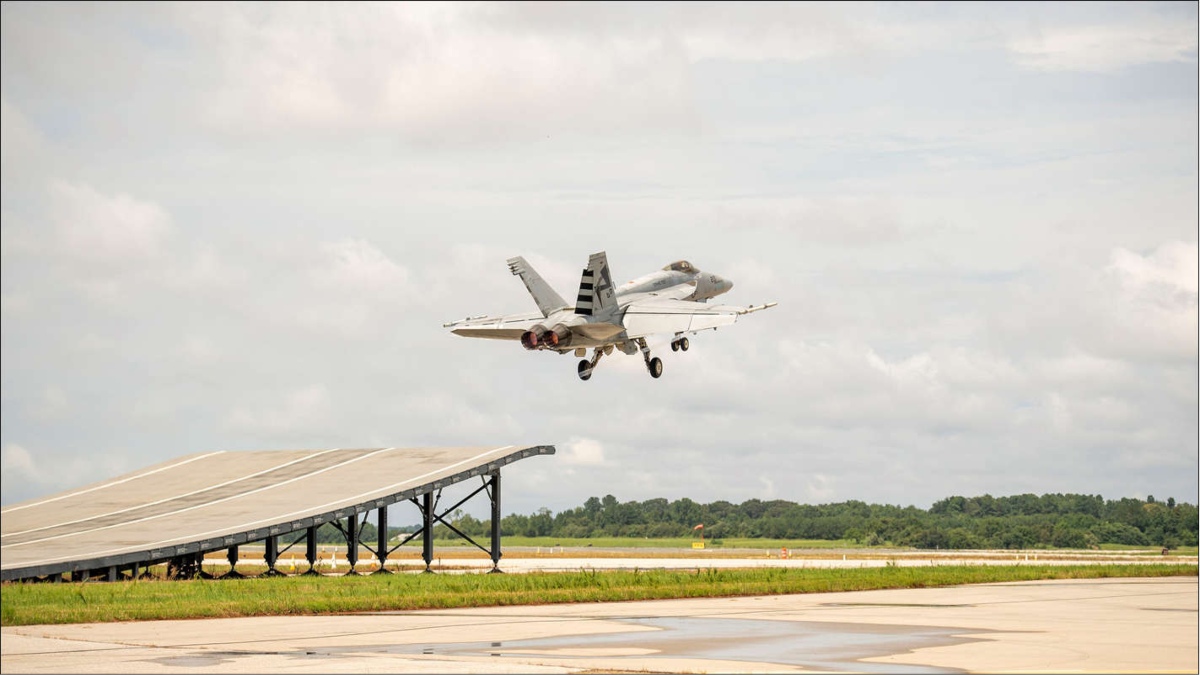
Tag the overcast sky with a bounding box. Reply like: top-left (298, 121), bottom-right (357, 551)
top-left (2, 2), bottom-right (1197, 522)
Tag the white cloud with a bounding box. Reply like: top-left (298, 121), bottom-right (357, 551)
top-left (561, 437), bottom-right (607, 466)
top-left (0, 291), bottom-right (31, 316)
top-left (711, 196), bottom-right (909, 247)
top-left (1, 443), bottom-right (40, 483)
top-left (190, 3), bottom-right (696, 141)
top-left (1009, 19), bottom-right (1198, 72)
top-left (291, 239), bottom-right (416, 339)
top-left (1109, 241), bottom-right (1198, 297)
top-left (49, 180), bottom-right (171, 267)
top-left (1, 443), bottom-right (134, 504)
top-left (804, 474), bottom-right (835, 502)
top-left (759, 475), bottom-right (776, 499)
top-left (169, 245), bottom-right (249, 293)
top-left (1100, 241), bottom-right (1199, 362)
top-left (225, 385), bottom-right (334, 440)
top-left (1, 97), bottom-right (45, 183)
top-left (27, 385), bottom-right (68, 421)
top-left (312, 238), bottom-right (411, 294)
top-left (176, 336), bottom-right (220, 369)
top-left (679, 3), bottom-right (865, 63)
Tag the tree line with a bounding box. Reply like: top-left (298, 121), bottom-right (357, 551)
top-left (446, 492), bottom-right (1198, 550)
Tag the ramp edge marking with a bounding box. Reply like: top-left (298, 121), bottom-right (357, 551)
top-left (0, 451), bottom-right (227, 515)
top-left (3, 447), bottom-right (394, 552)
top-left (1, 449), bottom-right (343, 539)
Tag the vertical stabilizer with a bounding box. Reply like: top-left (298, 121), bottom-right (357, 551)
top-left (575, 251), bottom-right (616, 317)
top-left (507, 256), bottom-right (569, 318)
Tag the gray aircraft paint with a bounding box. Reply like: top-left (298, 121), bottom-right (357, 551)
top-left (445, 251), bottom-right (775, 380)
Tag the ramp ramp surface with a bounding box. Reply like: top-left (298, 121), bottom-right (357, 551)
top-left (1, 445), bottom-right (554, 581)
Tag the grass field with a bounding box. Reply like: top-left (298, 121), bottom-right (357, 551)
top-left (2, 564), bottom-right (1194, 627)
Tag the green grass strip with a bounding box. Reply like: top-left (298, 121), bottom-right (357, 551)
top-left (2, 564), bottom-right (1194, 627)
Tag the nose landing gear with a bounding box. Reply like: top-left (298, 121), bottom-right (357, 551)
top-left (670, 336), bottom-right (690, 352)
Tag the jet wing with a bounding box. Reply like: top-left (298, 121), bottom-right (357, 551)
top-left (443, 312), bottom-right (544, 340)
top-left (622, 299), bottom-right (776, 339)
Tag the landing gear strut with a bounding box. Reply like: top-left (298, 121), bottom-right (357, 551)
top-left (577, 347), bottom-right (606, 381)
top-left (636, 338), bottom-right (663, 378)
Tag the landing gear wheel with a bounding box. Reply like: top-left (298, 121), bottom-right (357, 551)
top-left (671, 341), bottom-right (680, 352)
top-left (577, 359), bottom-right (593, 381)
top-left (648, 357), bottom-right (663, 378)
top-left (679, 337), bottom-right (689, 352)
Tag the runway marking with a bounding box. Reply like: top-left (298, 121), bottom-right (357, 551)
top-left (0, 451), bottom-right (225, 515)
top-left (13, 445), bottom-right (517, 566)
top-left (1, 449), bottom-right (342, 540)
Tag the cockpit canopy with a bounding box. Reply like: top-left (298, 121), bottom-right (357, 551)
top-left (662, 260), bottom-right (696, 273)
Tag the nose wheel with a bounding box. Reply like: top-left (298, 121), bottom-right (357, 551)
top-left (670, 336), bottom-right (690, 352)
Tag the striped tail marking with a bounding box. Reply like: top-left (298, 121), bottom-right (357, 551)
top-left (575, 268), bottom-right (596, 315)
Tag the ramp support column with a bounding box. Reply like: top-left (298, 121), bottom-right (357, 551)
top-left (264, 535), bottom-right (281, 576)
top-left (196, 551), bottom-right (214, 579)
top-left (224, 545), bottom-right (245, 579)
top-left (374, 506), bottom-right (391, 574)
top-left (422, 492), bottom-right (434, 572)
top-left (304, 526), bottom-right (319, 575)
top-left (489, 470), bottom-right (503, 573)
top-left (345, 515), bottom-right (359, 575)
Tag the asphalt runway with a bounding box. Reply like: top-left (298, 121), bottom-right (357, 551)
top-left (3, 576), bottom-right (1195, 673)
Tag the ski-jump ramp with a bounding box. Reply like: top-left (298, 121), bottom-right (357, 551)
top-left (1, 445), bottom-right (555, 582)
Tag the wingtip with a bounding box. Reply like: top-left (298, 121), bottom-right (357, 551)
top-left (739, 301), bottom-right (778, 315)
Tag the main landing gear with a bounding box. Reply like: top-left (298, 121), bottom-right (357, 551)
top-left (637, 338), bottom-right (663, 379)
top-left (577, 345), bottom-right (609, 381)
top-left (577, 338), bottom-right (678, 381)
top-left (577, 358), bottom-right (594, 381)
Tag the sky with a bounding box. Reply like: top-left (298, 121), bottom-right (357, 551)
top-left (2, 2), bottom-right (1197, 523)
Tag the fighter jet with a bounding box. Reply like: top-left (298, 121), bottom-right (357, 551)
top-left (443, 251), bottom-right (776, 381)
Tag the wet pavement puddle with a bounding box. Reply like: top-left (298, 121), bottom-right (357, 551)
top-left (349, 616), bottom-right (979, 673)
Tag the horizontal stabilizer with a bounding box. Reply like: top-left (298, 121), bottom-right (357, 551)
top-left (451, 328), bottom-right (528, 340)
top-left (444, 311), bottom-right (544, 340)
